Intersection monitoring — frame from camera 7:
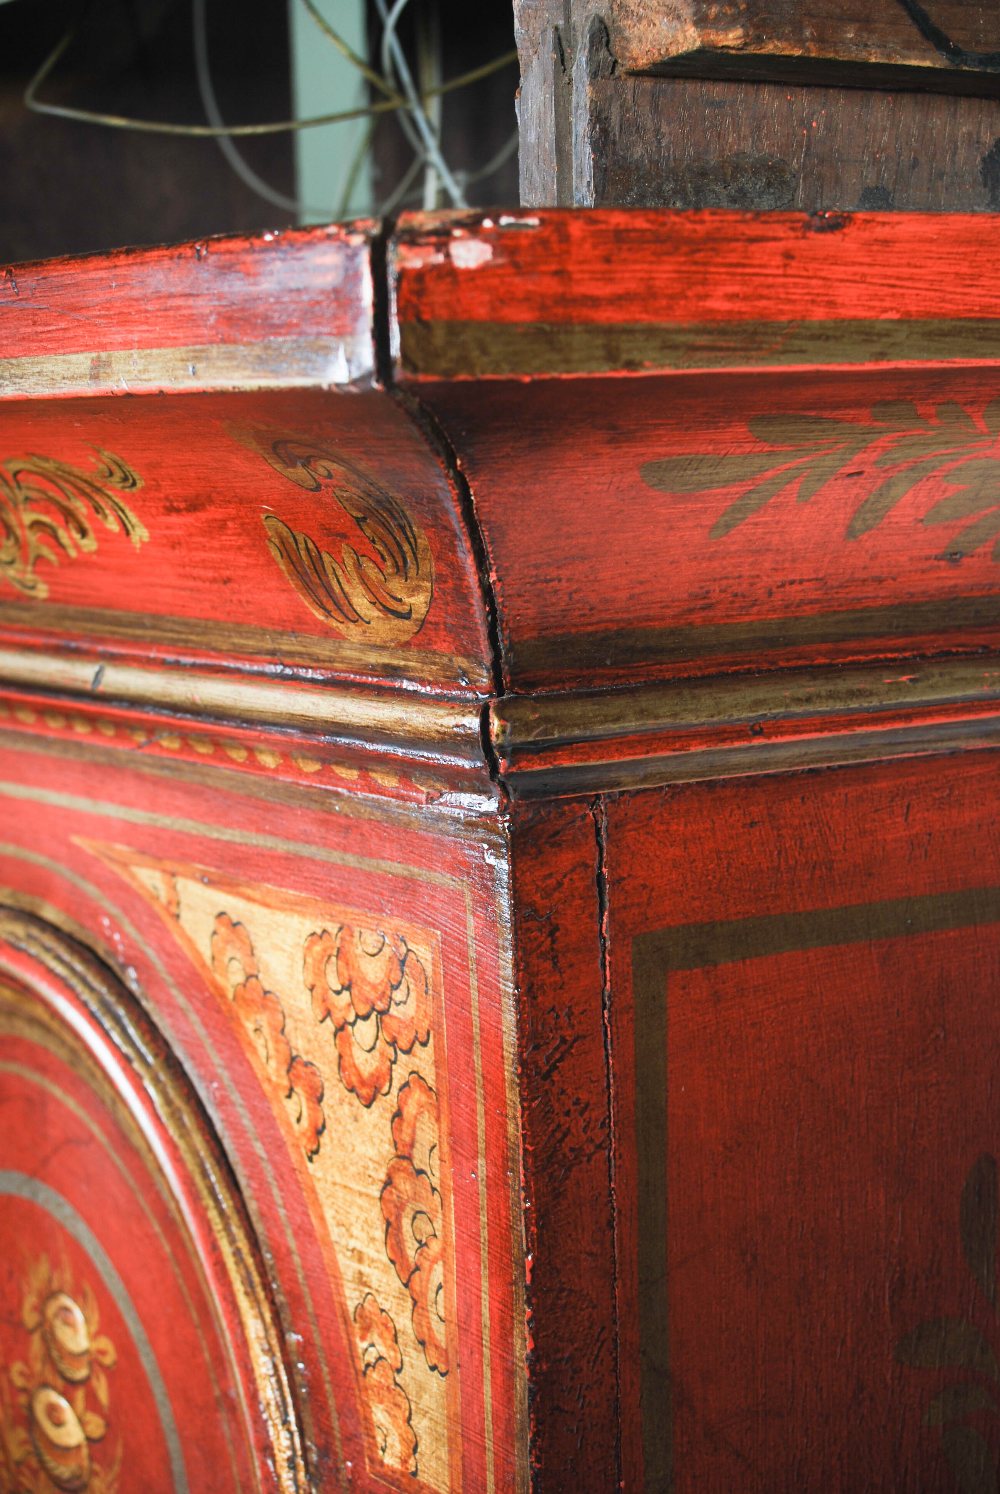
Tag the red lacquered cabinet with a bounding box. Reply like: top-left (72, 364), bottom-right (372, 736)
top-left (0, 210), bottom-right (999, 1492)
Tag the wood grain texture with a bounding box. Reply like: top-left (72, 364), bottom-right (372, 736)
top-left (513, 1), bottom-right (1000, 209)
top-left (392, 210), bottom-right (1000, 357)
top-left (0, 388), bottom-right (495, 701)
top-left (2, 211), bottom-right (1000, 758)
top-left (391, 212), bottom-right (1000, 700)
top-left (591, 74), bottom-right (1000, 213)
top-left (407, 368), bottom-right (1000, 696)
top-left (0, 225), bottom-right (376, 392)
top-left (4, 212), bottom-right (1000, 1493)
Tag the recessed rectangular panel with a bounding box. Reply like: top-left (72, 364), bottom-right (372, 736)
top-left (607, 752), bottom-right (1000, 1491)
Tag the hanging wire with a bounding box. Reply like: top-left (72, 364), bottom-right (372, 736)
top-left (24, 16), bottom-right (516, 139)
top-left (415, 0), bottom-right (443, 208)
top-left (335, 118), bottom-right (378, 219)
top-left (298, 0), bottom-right (398, 101)
top-left (22, 0), bottom-right (517, 221)
top-left (377, 149), bottom-right (426, 215)
top-left (381, 129), bottom-right (518, 213)
top-left (192, 0), bottom-right (300, 214)
top-left (304, 0), bottom-right (471, 215)
top-left (460, 127), bottom-right (519, 188)
top-left (375, 0), bottom-right (467, 207)
top-left (298, 0), bottom-right (420, 217)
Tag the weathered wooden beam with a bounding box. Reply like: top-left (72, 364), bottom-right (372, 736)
top-left (515, 0), bottom-right (1000, 208)
top-left (568, 0), bottom-right (1000, 79)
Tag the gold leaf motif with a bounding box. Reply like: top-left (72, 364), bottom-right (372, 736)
top-left (304, 925), bottom-right (432, 1108)
top-left (1, 1258), bottom-right (121, 1493)
top-left (381, 1074), bottom-right (448, 1376)
top-left (80, 1411), bottom-right (106, 1443)
top-left (92, 847), bottom-right (455, 1491)
top-left (0, 450), bottom-right (147, 599)
top-left (642, 403), bottom-right (1000, 558)
top-left (254, 434), bottom-right (433, 646)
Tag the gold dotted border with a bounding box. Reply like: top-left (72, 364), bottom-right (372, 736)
top-left (0, 699), bottom-right (441, 802)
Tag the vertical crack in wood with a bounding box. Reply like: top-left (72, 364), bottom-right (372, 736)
top-left (592, 794), bottom-right (623, 1489)
top-left (389, 381), bottom-right (511, 712)
top-left (369, 217), bottom-right (396, 391)
top-left (573, 16), bottom-right (617, 205)
top-left (380, 225), bottom-right (509, 714)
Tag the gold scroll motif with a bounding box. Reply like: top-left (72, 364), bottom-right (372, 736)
top-left (0, 452), bottom-right (146, 599)
top-left (897, 1154), bottom-right (1000, 1492)
top-left (90, 845), bottom-right (452, 1493)
top-left (642, 401), bottom-right (1000, 555)
top-left (0, 1256), bottom-right (120, 1494)
top-left (253, 433), bottom-right (434, 646)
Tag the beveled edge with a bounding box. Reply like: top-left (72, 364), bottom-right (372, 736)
top-left (5, 645), bottom-right (1000, 802)
top-left (0, 221), bottom-right (378, 399)
top-left (490, 653), bottom-right (1000, 796)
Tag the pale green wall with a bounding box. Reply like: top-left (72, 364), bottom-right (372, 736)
top-left (289, 0), bottom-right (372, 223)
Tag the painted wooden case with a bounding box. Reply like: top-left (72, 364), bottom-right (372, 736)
top-left (1, 209), bottom-right (999, 1492)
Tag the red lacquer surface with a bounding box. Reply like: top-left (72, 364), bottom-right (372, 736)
top-left (4, 208), bottom-right (1000, 1491)
top-left (0, 224), bottom-right (374, 376)
top-left (419, 371), bottom-right (1000, 691)
top-left (0, 973), bottom-right (261, 1491)
top-left (0, 388), bottom-right (491, 693)
top-left (392, 210), bottom-right (1000, 348)
top-left (606, 752), bottom-right (1000, 1491)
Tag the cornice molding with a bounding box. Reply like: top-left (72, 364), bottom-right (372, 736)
top-left (0, 647), bottom-right (998, 801)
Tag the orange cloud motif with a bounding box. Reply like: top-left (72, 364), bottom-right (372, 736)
top-left (211, 913), bottom-right (326, 1160)
top-left (304, 926), bottom-right (431, 1107)
top-left (381, 1074), bottom-right (448, 1375)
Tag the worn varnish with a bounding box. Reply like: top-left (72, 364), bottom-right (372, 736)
top-left (0, 211), bottom-right (999, 1491)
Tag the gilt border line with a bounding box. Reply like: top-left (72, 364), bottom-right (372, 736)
top-left (494, 655), bottom-right (1000, 748)
top-left (0, 841), bottom-right (344, 1484)
top-left (0, 600), bottom-right (488, 691)
top-left (0, 647), bottom-right (485, 763)
top-left (0, 336), bottom-right (374, 399)
top-left (400, 318), bottom-right (1000, 378)
top-left (493, 653), bottom-right (1000, 795)
top-left (4, 645), bottom-right (1000, 797)
top-left (5, 320), bottom-right (1000, 396)
top-left (630, 884), bottom-right (1000, 1492)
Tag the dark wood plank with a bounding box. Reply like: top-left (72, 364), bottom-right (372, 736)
top-left (514, 0), bottom-right (1000, 207)
top-left (592, 74), bottom-right (1000, 212)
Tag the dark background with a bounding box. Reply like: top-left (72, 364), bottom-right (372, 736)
top-left (0, 0), bottom-right (518, 263)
